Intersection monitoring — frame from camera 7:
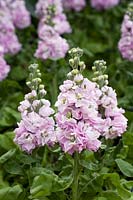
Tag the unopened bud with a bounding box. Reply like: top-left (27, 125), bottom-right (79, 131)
top-left (37, 72), bottom-right (41, 77)
top-left (69, 59), bottom-right (74, 67)
top-left (104, 74), bottom-right (108, 80)
top-left (67, 72), bottom-right (73, 79)
top-left (73, 57), bottom-right (79, 67)
top-left (39, 84), bottom-right (44, 90)
top-left (94, 71), bottom-right (99, 76)
top-left (26, 81), bottom-right (31, 87)
top-left (39, 89), bottom-right (46, 96)
top-left (79, 61), bottom-right (86, 70)
top-left (105, 80), bottom-right (108, 85)
top-left (71, 69), bottom-right (79, 75)
top-left (92, 66), bottom-right (96, 71)
top-left (92, 77), bottom-right (97, 82)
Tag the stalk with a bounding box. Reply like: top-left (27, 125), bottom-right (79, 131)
top-left (72, 152), bottom-right (79, 200)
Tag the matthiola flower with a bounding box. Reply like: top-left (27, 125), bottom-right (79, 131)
top-left (14, 64), bottom-right (56, 153)
top-left (0, 0), bottom-right (31, 29)
top-left (55, 49), bottom-right (127, 155)
top-left (0, 32), bottom-right (21, 55)
top-left (8, 0), bottom-right (31, 29)
top-left (55, 48), bottom-right (102, 154)
top-left (0, 54), bottom-right (10, 81)
top-left (92, 60), bottom-right (128, 139)
top-left (90, 0), bottom-right (120, 10)
top-left (36, 0), bottom-right (63, 17)
top-left (35, 0), bottom-right (71, 60)
top-left (35, 35), bottom-right (69, 60)
top-left (53, 14), bottom-right (71, 34)
top-left (63, 0), bottom-right (86, 11)
top-left (118, 8), bottom-right (133, 61)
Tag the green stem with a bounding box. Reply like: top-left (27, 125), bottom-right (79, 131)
top-left (42, 146), bottom-right (48, 167)
top-left (72, 152), bottom-right (79, 200)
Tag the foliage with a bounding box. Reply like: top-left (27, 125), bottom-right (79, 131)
top-left (0, 0), bottom-right (133, 199)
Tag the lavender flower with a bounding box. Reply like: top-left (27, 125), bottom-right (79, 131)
top-left (63, 0), bottom-right (86, 11)
top-left (35, 0), bottom-right (71, 60)
top-left (0, 46), bottom-right (10, 81)
top-left (14, 64), bottom-right (56, 153)
top-left (91, 0), bottom-right (120, 10)
top-left (55, 49), bottom-right (127, 155)
top-left (118, 4), bottom-right (133, 61)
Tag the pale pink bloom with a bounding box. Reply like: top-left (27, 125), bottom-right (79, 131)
top-left (18, 99), bottom-right (31, 114)
top-left (63, 0), bottom-right (86, 11)
top-left (36, 0), bottom-right (63, 17)
top-left (7, 0), bottom-right (31, 29)
top-left (0, 56), bottom-right (10, 81)
top-left (91, 0), bottom-right (120, 10)
top-left (118, 14), bottom-right (133, 61)
top-left (35, 35), bottom-right (69, 60)
top-left (53, 14), bottom-right (72, 34)
top-left (14, 87), bottom-right (56, 153)
top-left (25, 90), bottom-right (37, 100)
top-left (14, 121), bottom-right (36, 153)
top-left (39, 105), bottom-right (54, 117)
top-left (100, 86), bottom-right (117, 107)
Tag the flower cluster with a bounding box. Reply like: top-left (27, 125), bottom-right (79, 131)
top-left (90, 0), bottom-right (120, 10)
top-left (55, 48), bottom-right (127, 155)
top-left (118, 3), bottom-right (133, 61)
top-left (0, 0), bottom-right (31, 81)
top-left (14, 64), bottom-right (56, 153)
top-left (63, 0), bottom-right (86, 11)
top-left (0, 46), bottom-right (10, 81)
top-left (14, 48), bottom-right (127, 155)
top-left (35, 0), bottom-right (71, 60)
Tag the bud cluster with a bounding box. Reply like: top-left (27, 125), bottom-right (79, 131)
top-left (92, 60), bottom-right (108, 88)
top-left (67, 48), bottom-right (86, 80)
top-left (127, 3), bottom-right (133, 20)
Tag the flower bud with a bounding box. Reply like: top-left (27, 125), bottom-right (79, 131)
top-left (92, 66), bottom-right (96, 71)
top-left (71, 69), bottom-right (79, 75)
top-left (67, 72), bottom-right (73, 79)
top-left (26, 81), bottom-right (31, 87)
top-left (69, 59), bottom-right (74, 67)
top-left (79, 61), bottom-right (86, 70)
top-left (92, 77), bottom-right (97, 82)
top-left (104, 74), bottom-right (108, 80)
top-left (39, 84), bottom-right (44, 90)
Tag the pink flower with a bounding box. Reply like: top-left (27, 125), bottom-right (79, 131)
top-left (14, 86), bottom-right (56, 153)
top-left (35, 0), bottom-right (71, 60)
top-left (36, 0), bottom-right (63, 17)
top-left (0, 56), bottom-right (10, 81)
top-left (9, 0), bottom-right (31, 29)
top-left (63, 0), bottom-right (86, 11)
top-left (55, 75), bottom-right (102, 154)
top-left (90, 0), bottom-right (120, 10)
top-left (118, 15), bottom-right (133, 61)
top-left (35, 35), bottom-right (69, 60)
top-left (53, 14), bottom-right (72, 34)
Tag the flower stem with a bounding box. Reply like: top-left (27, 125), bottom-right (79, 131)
top-left (72, 152), bottom-right (79, 200)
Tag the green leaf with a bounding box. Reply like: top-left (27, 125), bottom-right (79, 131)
top-left (100, 191), bottom-right (122, 200)
top-left (0, 132), bottom-right (16, 151)
top-left (0, 185), bottom-right (23, 200)
top-left (115, 159), bottom-right (133, 177)
top-left (30, 172), bottom-right (53, 198)
top-left (3, 160), bottom-right (24, 175)
top-left (0, 149), bottom-right (16, 164)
